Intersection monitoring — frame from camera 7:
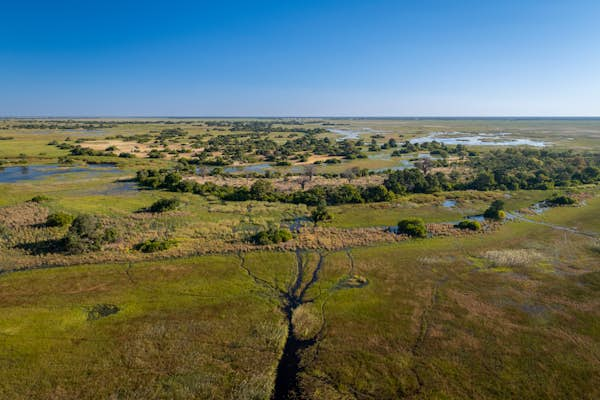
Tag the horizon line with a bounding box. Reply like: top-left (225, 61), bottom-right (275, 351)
top-left (2, 115), bottom-right (600, 120)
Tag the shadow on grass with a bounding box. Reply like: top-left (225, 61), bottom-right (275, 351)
top-left (14, 238), bottom-right (65, 255)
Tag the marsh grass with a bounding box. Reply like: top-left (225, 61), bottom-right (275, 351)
top-left (482, 249), bottom-right (545, 268)
top-left (1, 120), bottom-right (599, 398)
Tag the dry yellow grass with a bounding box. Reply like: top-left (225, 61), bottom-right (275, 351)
top-left (482, 249), bottom-right (545, 267)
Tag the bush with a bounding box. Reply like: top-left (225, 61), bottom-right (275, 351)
top-left (46, 212), bottom-right (74, 227)
top-left (63, 214), bottom-right (107, 254)
top-left (30, 195), bottom-right (51, 203)
top-left (483, 200), bottom-right (505, 220)
top-left (310, 202), bottom-right (332, 226)
top-left (252, 228), bottom-right (293, 245)
top-left (103, 227), bottom-right (118, 243)
top-left (455, 220), bottom-right (481, 231)
top-left (546, 194), bottom-right (576, 206)
top-left (134, 238), bottom-right (176, 253)
top-left (397, 218), bottom-right (427, 238)
top-left (87, 304), bottom-right (120, 321)
top-left (148, 198), bottom-right (180, 213)
top-left (147, 149), bottom-right (165, 159)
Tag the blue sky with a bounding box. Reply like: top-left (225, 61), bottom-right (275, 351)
top-left (1, 0), bottom-right (599, 116)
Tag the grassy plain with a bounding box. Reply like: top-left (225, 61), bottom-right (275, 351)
top-left (1, 201), bottom-right (599, 399)
top-left (0, 118), bottom-right (599, 399)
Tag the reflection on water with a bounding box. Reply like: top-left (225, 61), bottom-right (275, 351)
top-left (442, 199), bottom-right (457, 208)
top-left (0, 164), bottom-right (123, 183)
top-left (328, 127), bottom-right (383, 141)
top-left (410, 132), bottom-right (547, 147)
top-left (372, 159), bottom-right (414, 172)
top-left (224, 163), bottom-right (273, 174)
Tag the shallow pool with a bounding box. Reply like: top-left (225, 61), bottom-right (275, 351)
top-left (0, 164), bottom-right (124, 183)
top-left (410, 132), bottom-right (547, 147)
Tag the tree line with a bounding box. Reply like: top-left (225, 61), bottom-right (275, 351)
top-left (134, 147), bottom-right (599, 206)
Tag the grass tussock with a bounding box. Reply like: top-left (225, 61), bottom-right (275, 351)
top-left (292, 303), bottom-right (322, 340)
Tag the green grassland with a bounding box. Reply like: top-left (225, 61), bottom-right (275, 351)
top-left (1, 118), bottom-right (599, 399)
top-left (1, 203), bottom-right (598, 399)
top-left (2, 118), bottom-right (600, 173)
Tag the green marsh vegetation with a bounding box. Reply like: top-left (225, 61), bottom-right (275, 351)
top-left (1, 213), bottom-right (599, 398)
top-left (0, 118), bottom-right (599, 398)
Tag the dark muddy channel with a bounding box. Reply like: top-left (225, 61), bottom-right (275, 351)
top-left (272, 251), bottom-right (325, 400)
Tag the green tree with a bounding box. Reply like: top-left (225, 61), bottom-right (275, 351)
top-left (310, 201), bottom-right (332, 226)
top-left (63, 215), bottom-right (106, 254)
top-left (483, 200), bottom-right (506, 220)
top-left (250, 180), bottom-right (276, 201)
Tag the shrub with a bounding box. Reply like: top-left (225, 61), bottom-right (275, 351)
top-left (483, 200), bottom-right (505, 220)
top-left (134, 238), bottom-right (176, 253)
top-left (397, 218), bottom-right (427, 238)
top-left (252, 228), bottom-right (293, 245)
top-left (455, 220), bottom-right (481, 231)
top-left (103, 227), bottom-right (118, 243)
top-left (63, 215), bottom-right (104, 254)
top-left (147, 149), bottom-right (165, 159)
top-left (46, 212), bottom-right (74, 227)
top-left (546, 194), bottom-right (576, 206)
top-left (30, 195), bottom-right (51, 203)
top-left (250, 180), bottom-right (277, 201)
top-left (310, 202), bottom-right (332, 226)
top-left (148, 198), bottom-right (180, 213)
top-left (0, 223), bottom-right (12, 241)
top-left (87, 304), bottom-right (120, 320)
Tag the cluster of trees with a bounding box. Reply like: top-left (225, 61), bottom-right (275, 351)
top-left (251, 228), bottom-right (293, 245)
top-left (391, 141), bottom-right (469, 158)
top-left (106, 133), bottom-right (153, 144)
top-left (194, 131), bottom-right (366, 166)
top-left (483, 200), bottom-right (506, 220)
top-left (134, 238), bottom-right (176, 253)
top-left (133, 145), bottom-right (600, 207)
top-left (382, 148), bottom-right (600, 193)
top-left (64, 145), bottom-right (115, 157)
top-left (467, 148), bottom-right (600, 190)
top-left (205, 120), bottom-right (326, 134)
top-left (158, 128), bottom-right (187, 139)
top-left (9, 120), bottom-right (117, 130)
top-left (546, 194), bottom-right (576, 206)
top-left (383, 169), bottom-right (451, 194)
top-left (62, 215), bottom-right (117, 254)
top-left (135, 169), bottom-right (394, 206)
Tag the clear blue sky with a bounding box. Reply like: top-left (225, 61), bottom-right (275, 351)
top-left (1, 0), bottom-right (599, 116)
